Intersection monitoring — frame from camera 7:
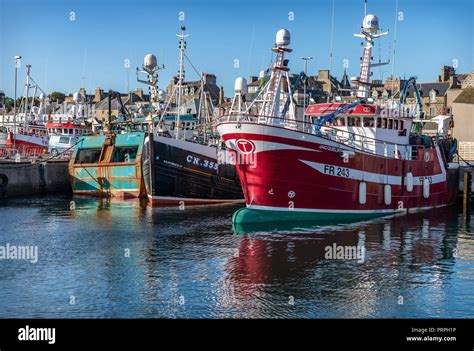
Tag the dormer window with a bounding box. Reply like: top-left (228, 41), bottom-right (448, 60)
top-left (430, 90), bottom-right (437, 102)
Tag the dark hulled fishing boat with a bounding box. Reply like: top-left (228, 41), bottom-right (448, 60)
top-left (142, 134), bottom-right (242, 206)
top-left (137, 25), bottom-right (243, 206)
top-left (70, 25), bottom-right (243, 205)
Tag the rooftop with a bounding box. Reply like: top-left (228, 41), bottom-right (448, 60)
top-left (453, 87), bottom-right (474, 104)
top-left (406, 82), bottom-right (449, 98)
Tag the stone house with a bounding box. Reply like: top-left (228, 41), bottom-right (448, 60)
top-left (451, 71), bottom-right (474, 160)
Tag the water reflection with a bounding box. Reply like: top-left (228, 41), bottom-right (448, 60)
top-left (222, 207), bottom-right (463, 317)
top-left (0, 196), bottom-right (472, 318)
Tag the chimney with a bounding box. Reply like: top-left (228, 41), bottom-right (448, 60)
top-left (318, 70), bottom-right (330, 80)
top-left (449, 75), bottom-right (459, 88)
top-left (440, 66), bottom-right (455, 82)
top-left (94, 87), bottom-right (103, 102)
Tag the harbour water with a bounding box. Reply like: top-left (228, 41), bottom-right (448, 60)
top-left (0, 195), bottom-right (473, 318)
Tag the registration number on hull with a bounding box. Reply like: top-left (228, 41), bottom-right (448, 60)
top-left (323, 165), bottom-right (350, 178)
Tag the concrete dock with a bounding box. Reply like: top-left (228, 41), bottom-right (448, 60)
top-left (0, 158), bottom-right (71, 198)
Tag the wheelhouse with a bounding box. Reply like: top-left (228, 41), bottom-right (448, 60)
top-left (305, 103), bottom-right (423, 160)
top-left (45, 122), bottom-right (92, 136)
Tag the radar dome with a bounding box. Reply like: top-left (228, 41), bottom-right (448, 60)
top-left (275, 28), bottom-right (291, 46)
top-left (73, 92), bottom-right (83, 103)
top-left (158, 89), bottom-right (166, 100)
top-left (144, 54), bottom-right (157, 69)
top-left (363, 14), bottom-right (379, 33)
top-left (234, 77), bottom-right (248, 93)
top-left (259, 70), bottom-right (265, 79)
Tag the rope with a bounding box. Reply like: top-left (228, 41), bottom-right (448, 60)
top-left (458, 153), bottom-right (474, 168)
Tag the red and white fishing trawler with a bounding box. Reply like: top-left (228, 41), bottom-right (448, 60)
top-left (217, 16), bottom-right (459, 224)
top-left (3, 64), bottom-right (92, 155)
top-left (4, 64), bottom-right (49, 155)
top-left (5, 126), bottom-right (48, 155)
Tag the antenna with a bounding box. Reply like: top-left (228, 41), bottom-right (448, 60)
top-left (353, 12), bottom-right (389, 99)
top-left (82, 48), bottom-right (87, 89)
top-left (329, 0), bottom-right (335, 72)
top-left (136, 52), bottom-right (164, 116)
top-left (44, 56), bottom-right (48, 94)
top-left (390, 0), bottom-right (399, 102)
top-left (175, 25), bottom-right (189, 139)
top-left (245, 29), bottom-right (296, 127)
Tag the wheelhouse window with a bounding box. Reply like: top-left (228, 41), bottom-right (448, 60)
top-left (111, 146), bottom-right (138, 163)
top-left (363, 117), bottom-right (375, 127)
top-left (334, 117), bottom-right (346, 127)
top-left (348, 117), bottom-right (361, 127)
top-left (75, 148), bottom-right (101, 164)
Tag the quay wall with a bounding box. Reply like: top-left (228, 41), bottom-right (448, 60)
top-left (0, 160), bottom-right (71, 198)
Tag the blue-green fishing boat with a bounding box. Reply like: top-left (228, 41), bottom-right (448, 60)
top-left (69, 131), bottom-right (147, 198)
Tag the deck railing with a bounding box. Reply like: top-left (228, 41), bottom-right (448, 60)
top-left (0, 147), bottom-right (48, 160)
top-left (218, 113), bottom-right (431, 162)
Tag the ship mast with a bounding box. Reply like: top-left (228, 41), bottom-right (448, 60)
top-left (20, 65), bottom-right (46, 128)
top-left (246, 29), bottom-right (294, 125)
top-left (175, 25), bottom-right (189, 139)
top-left (229, 77), bottom-right (248, 114)
top-left (137, 52), bottom-right (164, 125)
top-left (22, 65), bottom-right (32, 124)
top-left (353, 14), bottom-right (389, 99)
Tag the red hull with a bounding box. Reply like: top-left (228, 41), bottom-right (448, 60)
top-left (217, 122), bottom-right (458, 215)
top-left (6, 132), bottom-right (48, 155)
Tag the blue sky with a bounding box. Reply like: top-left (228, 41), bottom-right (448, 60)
top-left (0, 0), bottom-right (472, 98)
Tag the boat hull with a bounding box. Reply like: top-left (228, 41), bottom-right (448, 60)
top-left (217, 121), bottom-right (459, 224)
top-left (6, 132), bottom-right (48, 155)
top-left (142, 135), bottom-right (243, 206)
top-left (69, 132), bottom-right (147, 198)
